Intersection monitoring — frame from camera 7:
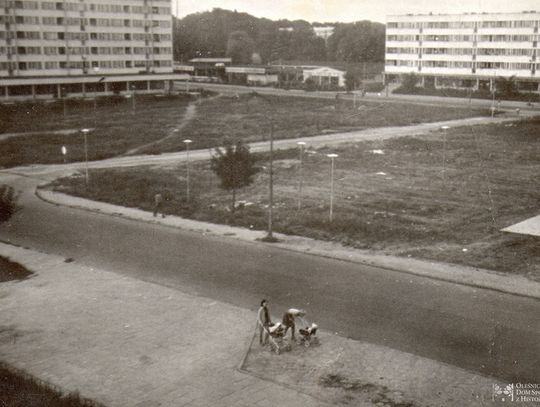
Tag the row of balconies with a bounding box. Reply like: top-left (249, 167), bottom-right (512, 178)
top-left (386, 40), bottom-right (537, 48)
top-left (386, 27), bottom-right (539, 35)
top-left (385, 54), bottom-right (536, 61)
top-left (385, 65), bottom-right (538, 77)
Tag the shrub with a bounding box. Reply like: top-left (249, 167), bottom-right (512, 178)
top-left (0, 185), bottom-right (19, 223)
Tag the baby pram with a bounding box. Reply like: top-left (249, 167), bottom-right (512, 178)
top-left (296, 313), bottom-right (319, 347)
top-left (264, 322), bottom-right (292, 354)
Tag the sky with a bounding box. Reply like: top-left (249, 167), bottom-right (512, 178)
top-left (173, 0), bottom-right (540, 23)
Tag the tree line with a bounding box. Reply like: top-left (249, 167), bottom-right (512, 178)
top-left (173, 8), bottom-right (385, 65)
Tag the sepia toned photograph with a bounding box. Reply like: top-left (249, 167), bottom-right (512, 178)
top-left (0, 0), bottom-right (539, 406)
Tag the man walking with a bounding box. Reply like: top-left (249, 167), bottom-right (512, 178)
top-left (153, 192), bottom-right (165, 218)
top-left (282, 308), bottom-right (305, 341)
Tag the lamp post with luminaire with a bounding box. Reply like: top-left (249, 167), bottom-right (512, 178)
top-left (327, 153), bottom-right (338, 222)
top-left (81, 128), bottom-right (90, 185)
top-left (441, 125), bottom-right (449, 184)
top-left (183, 139), bottom-right (192, 201)
top-left (297, 141), bottom-right (306, 210)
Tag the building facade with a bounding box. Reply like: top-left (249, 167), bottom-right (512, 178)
top-left (384, 12), bottom-right (540, 92)
top-left (0, 0), bottom-right (177, 100)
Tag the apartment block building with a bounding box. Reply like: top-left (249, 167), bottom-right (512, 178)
top-left (384, 12), bottom-right (540, 92)
top-left (0, 0), bottom-right (177, 100)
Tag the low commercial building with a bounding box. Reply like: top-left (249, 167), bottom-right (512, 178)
top-left (303, 66), bottom-right (345, 88)
top-left (384, 11), bottom-right (540, 92)
top-left (188, 58), bottom-right (231, 77)
top-left (225, 66), bottom-right (278, 85)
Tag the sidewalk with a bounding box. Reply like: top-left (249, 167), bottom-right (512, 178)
top-left (0, 243), bottom-right (329, 407)
top-left (0, 243), bottom-right (505, 407)
top-left (37, 188), bottom-right (540, 300)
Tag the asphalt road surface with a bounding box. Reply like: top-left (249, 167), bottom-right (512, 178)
top-left (1, 173), bottom-right (539, 383)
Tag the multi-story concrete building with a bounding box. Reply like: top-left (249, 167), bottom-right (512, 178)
top-left (0, 0), bottom-right (177, 100)
top-left (384, 11), bottom-right (540, 92)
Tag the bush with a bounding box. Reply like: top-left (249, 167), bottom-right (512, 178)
top-left (304, 78), bottom-right (317, 92)
top-left (363, 82), bottom-right (385, 93)
top-left (393, 83), bottom-right (540, 103)
top-left (0, 185), bottom-right (18, 223)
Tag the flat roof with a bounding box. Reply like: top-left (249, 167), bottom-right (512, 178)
top-left (189, 58), bottom-right (232, 63)
top-left (388, 11), bottom-right (540, 18)
top-left (501, 215), bottom-right (540, 237)
top-left (0, 73), bottom-right (182, 86)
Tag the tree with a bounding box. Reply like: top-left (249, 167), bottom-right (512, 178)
top-left (495, 76), bottom-right (519, 98)
top-left (0, 185), bottom-right (19, 223)
top-left (400, 73), bottom-right (419, 92)
top-left (226, 31), bottom-right (255, 64)
top-left (211, 141), bottom-right (259, 212)
top-left (327, 21), bottom-right (385, 63)
top-left (344, 69), bottom-right (362, 92)
top-left (304, 77), bottom-right (317, 92)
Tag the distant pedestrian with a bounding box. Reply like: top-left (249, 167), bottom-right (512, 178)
top-left (282, 308), bottom-right (305, 341)
top-left (153, 192), bottom-right (165, 218)
top-left (257, 299), bottom-right (271, 345)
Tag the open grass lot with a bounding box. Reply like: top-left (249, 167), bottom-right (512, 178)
top-left (0, 94), bottom-right (193, 168)
top-left (0, 362), bottom-right (100, 407)
top-left (0, 256), bottom-right (32, 282)
top-left (137, 93), bottom-right (489, 154)
top-left (52, 117), bottom-right (540, 280)
top-left (0, 92), bottom-right (488, 168)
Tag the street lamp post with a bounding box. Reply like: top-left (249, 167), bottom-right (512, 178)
top-left (81, 128), bottom-right (90, 185)
top-left (441, 126), bottom-right (449, 184)
top-left (297, 141), bottom-right (306, 210)
top-left (61, 86), bottom-right (67, 119)
top-left (183, 139), bottom-right (192, 201)
top-left (130, 84), bottom-right (136, 113)
top-left (491, 73), bottom-right (497, 118)
top-left (327, 153), bottom-right (338, 222)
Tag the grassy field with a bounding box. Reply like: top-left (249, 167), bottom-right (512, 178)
top-left (0, 362), bottom-right (100, 407)
top-left (0, 256), bottom-right (32, 282)
top-left (136, 93), bottom-right (489, 154)
top-left (0, 92), bottom-right (488, 168)
top-left (0, 94), bottom-right (193, 167)
top-left (51, 117), bottom-right (540, 280)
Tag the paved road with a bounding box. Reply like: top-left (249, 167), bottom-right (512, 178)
top-left (178, 82), bottom-right (540, 112)
top-left (1, 172), bottom-right (539, 384)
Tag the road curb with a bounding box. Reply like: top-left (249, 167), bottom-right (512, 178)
top-left (34, 186), bottom-right (540, 301)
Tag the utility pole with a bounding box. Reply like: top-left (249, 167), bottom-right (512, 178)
top-left (266, 121), bottom-right (274, 240)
